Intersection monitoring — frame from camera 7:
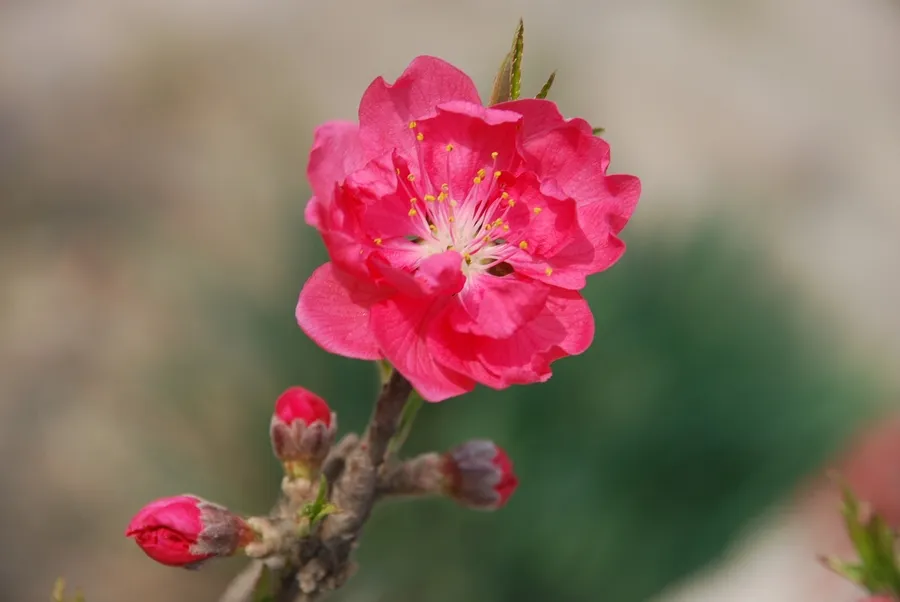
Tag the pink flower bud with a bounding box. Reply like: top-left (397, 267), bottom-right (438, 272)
top-left (442, 440), bottom-right (519, 510)
top-left (269, 386), bottom-right (336, 477)
top-left (125, 495), bottom-right (253, 568)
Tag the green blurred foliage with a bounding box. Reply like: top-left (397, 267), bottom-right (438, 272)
top-left (207, 218), bottom-right (880, 601)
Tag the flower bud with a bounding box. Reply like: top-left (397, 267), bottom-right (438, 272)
top-left (270, 386), bottom-right (336, 479)
top-left (125, 495), bottom-right (253, 568)
top-left (441, 439), bottom-right (518, 510)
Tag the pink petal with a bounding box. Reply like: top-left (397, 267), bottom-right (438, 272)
top-left (522, 125), bottom-right (613, 202)
top-left (370, 295), bottom-right (475, 402)
top-left (371, 250), bottom-right (466, 298)
top-left (296, 263), bottom-right (386, 360)
top-left (572, 173), bottom-right (641, 272)
top-left (452, 273), bottom-right (550, 338)
top-left (476, 288), bottom-right (595, 383)
top-left (416, 101), bottom-right (523, 194)
top-left (493, 98), bottom-right (593, 140)
top-left (306, 121), bottom-right (365, 210)
top-left (358, 56), bottom-right (481, 159)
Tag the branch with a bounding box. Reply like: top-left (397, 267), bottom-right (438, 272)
top-left (217, 371), bottom-right (412, 602)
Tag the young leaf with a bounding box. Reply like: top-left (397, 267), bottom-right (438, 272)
top-left (592, 127), bottom-right (606, 136)
top-left (489, 19), bottom-right (525, 105)
top-left (509, 19), bottom-right (525, 101)
top-left (535, 71), bottom-right (556, 100)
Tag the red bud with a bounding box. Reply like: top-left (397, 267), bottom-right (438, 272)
top-left (442, 440), bottom-right (519, 510)
top-left (270, 387), bottom-right (336, 477)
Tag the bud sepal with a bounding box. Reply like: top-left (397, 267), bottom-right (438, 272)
top-left (441, 440), bottom-right (518, 511)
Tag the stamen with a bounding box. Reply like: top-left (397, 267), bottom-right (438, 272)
top-left (545, 267), bottom-right (553, 276)
top-left (445, 144), bottom-right (454, 152)
top-left (416, 132), bottom-right (424, 141)
top-left (424, 194), bottom-right (436, 202)
top-left (491, 151), bottom-right (499, 160)
top-left (407, 174), bottom-right (415, 182)
top-left (533, 207), bottom-right (542, 214)
top-left (408, 121), bottom-right (417, 129)
top-left (374, 238), bottom-right (383, 245)
top-left (519, 241), bottom-right (528, 249)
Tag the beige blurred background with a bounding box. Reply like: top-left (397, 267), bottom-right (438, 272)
top-left (2, 0), bottom-right (900, 601)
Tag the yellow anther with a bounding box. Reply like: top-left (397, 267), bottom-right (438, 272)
top-left (410, 197), bottom-right (418, 204)
top-left (473, 176), bottom-right (483, 184)
top-left (448, 216), bottom-right (455, 222)
top-left (441, 183), bottom-right (449, 192)
top-left (485, 223), bottom-right (493, 231)
top-left (501, 191), bottom-right (509, 199)
top-left (533, 207), bottom-right (543, 214)
top-left (374, 238), bottom-right (383, 245)
top-left (491, 151), bottom-right (499, 159)
top-left (416, 133), bottom-right (424, 141)
top-left (449, 199), bottom-right (458, 207)
top-left (409, 121), bottom-right (417, 129)
top-left (493, 171), bottom-right (502, 178)
top-left (503, 223), bottom-right (510, 231)
top-left (437, 192), bottom-right (447, 202)
top-left (463, 252), bottom-right (472, 263)
top-left (395, 168), bottom-right (401, 175)
top-left (424, 194), bottom-right (436, 202)
top-left (493, 218), bottom-right (503, 227)
top-left (483, 235), bottom-right (490, 242)
top-left (507, 199), bottom-right (516, 207)
top-left (544, 267), bottom-right (553, 276)
top-left (519, 240), bottom-right (528, 249)
top-left (429, 224), bottom-right (437, 232)
top-left (477, 168), bottom-right (486, 179)
top-left (445, 144), bottom-right (454, 152)
top-left (408, 208), bottom-right (418, 217)
top-left (407, 173), bottom-right (416, 182)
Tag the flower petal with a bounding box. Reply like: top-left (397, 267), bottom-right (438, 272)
top-left (306, 121), bottom-right (365, 213)
top-left (370, 295), bottom-right (475, 401)
top-left (358, 56), bottom-right (481, 160)
top-left (296, 263), bottom-right (386, 360)
top-left (523, 125), bottom-right (612, 199)
top-left (452, 273), bottom-right (549, 338)
top-left (494, 98), bottom-right (593, 141)
top-left (476, 288), bottom-right (595, 383)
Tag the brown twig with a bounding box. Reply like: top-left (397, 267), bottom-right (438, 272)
top-left (217, 371), bottom-right (413, 602)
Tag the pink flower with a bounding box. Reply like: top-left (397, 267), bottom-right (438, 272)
top-left (269, 386), bottom-right (336, 477)
top-left (441, 439), bottom-right (519, 510)
top-left (125, 495), bottom-right (253, 568)
top-left (296, 56), bottom-right (640, 401)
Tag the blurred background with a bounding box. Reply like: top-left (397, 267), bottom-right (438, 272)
top-left (2, 0), bottom-right (900, 600)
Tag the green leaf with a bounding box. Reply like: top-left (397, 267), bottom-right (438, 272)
top-left (509, 19), bottom-right (525, 101)
top-left (535, 71), bottom-right (556, 100)
top-left (376, 359), bottom-right (393, 385)
top-left (592, 127), bottom-right (606, 136)
top-left (488, 19), bottom-right (525, 105)
top-left (252, 565), bottom-right (276, 602)
top-left (387, 390), bottom-right (424, 456)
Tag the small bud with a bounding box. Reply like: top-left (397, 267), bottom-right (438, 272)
top-left (441, 440), bottom-right (518, 510)
top-left (270, 386), bottom-right (336, 479)
top-left (125, 495), bottom-right (253, 568)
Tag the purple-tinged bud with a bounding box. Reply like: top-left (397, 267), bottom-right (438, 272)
top-left (442, 440), bottom-right (518, 510)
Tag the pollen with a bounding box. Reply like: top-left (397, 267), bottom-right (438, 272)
top-left (493, 219), bottom-right (503, 227)
top-left (407, 173), bottom-right (415, 182)
top-left (374, 238), bottom-right (383, 245)
top-left (507, 199), bottom-right (516, 207)
top-left (449, 199), bottom-right (458, 207)
top-left (448, 216), bottom-right (455, 222)
top-left (463, 252), bottom-right (472, 264)
top-left (416, 132), bottom-right (424, 141)
top-left (408, 208), bottom-right (418, 217)
top-left (445, 144), bottom-right (454, 152)
top-left (501, 191), bottom-right (509, 199)
top-left (437, 192), bottom-right (447, 202)
top-left (493, 170), bottom-right (502, 178)
top-left (395, 168), bottom-right (401, 175)
top-left (429, 224), bottom-right (437, 232)
top-left (473, 176), bottom-right (482, 184)
top-left (491, 151), bottom-right (498, 159)
top-left (441, 183), bottom-right (449, 192)
top-left (545, 267), bottom-right (553, 276)
top-left (519, 240), bottom-right (528, 250)
top-left (424, 194), bottom-right (436, 202)
top-left (533, 207), bottom-right (543, 214)
top-left (408, 121), bottom-right (417, 129)
top-left (502, 223), bottom-right (510, 231)
top-left (410, 197), bottom-right (418, 204)
top-left (477, 168), bottom-right (486, 179)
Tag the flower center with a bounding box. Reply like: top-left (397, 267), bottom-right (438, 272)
top-left (372, 123), bottom-right (530, 279)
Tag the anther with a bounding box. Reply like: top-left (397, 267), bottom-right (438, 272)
top-left (533, 207), bottom-right (542, 214)
top-left (409, 121), bottom-right (417, 129)
top-left (408, 208), bottom-right (418, 217)
top-left (519, 241), bottom-right (528, 249)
